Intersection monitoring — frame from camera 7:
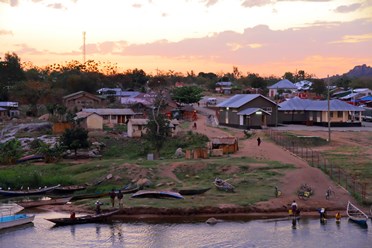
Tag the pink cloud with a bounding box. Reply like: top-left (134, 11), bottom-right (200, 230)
top-left (0, 29), bottom-right (13, 35)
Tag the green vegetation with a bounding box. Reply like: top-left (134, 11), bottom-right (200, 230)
top-left (282, 132), bottom-right (328, 147)
top-left (0, 156), bottom-right (295, 209)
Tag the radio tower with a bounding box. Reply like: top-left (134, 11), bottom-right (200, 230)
top-left (83, 31), bottom-right (86, 64)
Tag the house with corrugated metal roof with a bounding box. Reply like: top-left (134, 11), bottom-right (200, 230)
top-left (63, 91), bottom-right (104, 111)
top-left (74, 111), bottom-right (103, 130)
top-left (216, 94), bottom-right (278, 129)
top-left (278, 97), bottom-right (365, 126)
top-left (268, 79), bottom-right (297, 98)
top-left (82, 108), bottom-right (136, 126)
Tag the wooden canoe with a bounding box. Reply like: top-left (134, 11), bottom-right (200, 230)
top-left (52, 185), bottom-right (87, 194)
top-left (70, 192), bottom-right (108, 201)
top-left (0, 185), bottom-right (61, 197)
top-left (178, 187), bottom-right (211, 196)
top-left (131, 190), bottom-right (184, 199)
top-left (0, 214), bottom-right (35, 230)
top-left (45, 209), bottom-right (120, 226)
top-left (346, 201), bottom-right (368, 225)
top-left (18, 197), bottom-right (72, 209)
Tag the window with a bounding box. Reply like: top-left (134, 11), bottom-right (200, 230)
top-left (111, 115), bottom-right (117, 120)
top-left (337, 111), bottom-right (343, 118)
top-left (103, 116), bottom-right (109, 120)
top-left (262, 107), bottom-right (272, 113)
top-left (330, 112), bottom-right (334, 117)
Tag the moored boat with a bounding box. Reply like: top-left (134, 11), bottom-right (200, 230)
top-left (70, 192), bottom-right (108, 201)
top-left (346, 201), bottom-right (368, 226)
top-left (131, 190), bottom-right (184, 199)
top-left (214, 178), bottom-right (234, 192)
top-left (52, 185), bottom-right (87, 194)
top-left (0, 185), bottom-right (61, 197)
top-left (178, 187), bottom-right (211, 196)
top-left (18, 197), bottom-right (72, 209)
top-left (0, 214), bottom-right (35, 230)
top-left (45, 209), bottom-right (120, 226)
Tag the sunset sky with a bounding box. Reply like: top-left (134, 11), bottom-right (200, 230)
top-left (1, 0), bottom-right (371, 78)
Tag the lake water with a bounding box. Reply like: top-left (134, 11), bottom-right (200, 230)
top-left (0, 211), bottom-right (371, 248)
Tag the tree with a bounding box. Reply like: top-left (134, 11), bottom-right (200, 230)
top-left (60, 127), bottom-right (90, 157)
top-left (0, 52), bottom-right (25, 85)
top-left (171, 86), bottom-right (203, 104)
top-left (248, 73), bottom-right (267, 89)
top-left (0, 139), bottom-right (23, 165)
top-left (144, 92), bottom-right (170, 158)
top-left (310, 79), bottom-right (327, 96)
top-left (36, 142), bottom-right (65, 163)
top-left (283, 72), bottom-right (295, 82)
top-left (335, 76), bottom-right (351, 90)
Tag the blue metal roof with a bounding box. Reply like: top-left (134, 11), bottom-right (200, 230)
top-left (217, 94), bottom-right (276, 108)
top-left (237, 108), bottom-right (271, 116)
top-left (268, 79), bottom-right (297, 89)
top-left (360, 96), bottom-right (372, 101)
top-left (279, 97), bottom-right (365, 111)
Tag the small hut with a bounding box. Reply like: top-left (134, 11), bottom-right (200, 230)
top-left (210, 137), bottom-right (239, 154)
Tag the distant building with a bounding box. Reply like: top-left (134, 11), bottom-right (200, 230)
top-left (215, 81), bottom-right (232, 94)
top-left (63, 91), bottom-right (104, 111)
top-left (216, 94), bottom-right (278, 129)
top-left (0, 101), bottom-right (19, 118)
top-left (82, 108), bottom-right (136, 126)
top-left (268, 79), bottom-right (297, 98)
top-left (278, 97), bottom-right (365, 126)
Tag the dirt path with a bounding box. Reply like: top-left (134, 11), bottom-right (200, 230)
top-left (190, 111), bottom-right (356, 214)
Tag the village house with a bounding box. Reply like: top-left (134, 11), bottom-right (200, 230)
top-left (209, 137), bottom-right (239, 155)
top-left (74, 111), bottom-right (103, 130)
top-left (63, 91), bottom-right (104, 111)
top-left (82, 108), bottom-right (136, 126)
top-left (127, 118), bottom-right (180, 138)
top-left (268, 79), bottom-right (298, 98)
top-left (216, 94), bottom-right (278, 129)
top-left (127, 118), bottom-right (148, 137)
top-left (215, 81), bottom-right (232, 94)
top-left (0, 101), bottom-right (19, 119)
top-left (278, 97), bottom-right (365, 126)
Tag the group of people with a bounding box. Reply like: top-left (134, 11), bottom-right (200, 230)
top-left (109, 189), bottom-right (124, 208)
top-left (289, 200), bottom-right (342, 223)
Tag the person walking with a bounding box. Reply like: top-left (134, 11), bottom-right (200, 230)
top-left (257, 137), bottom-right (261, 146)
top-left (109, 189), bottom-right (116, 207)
top-left (117, 190), bottom-right (124, 208)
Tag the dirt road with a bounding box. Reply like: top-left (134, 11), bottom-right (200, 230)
top-left (190, 109), bottom-right (357, 214)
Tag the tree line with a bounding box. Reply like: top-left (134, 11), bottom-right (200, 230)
top-left (1, 52), bottom-right (371, 115)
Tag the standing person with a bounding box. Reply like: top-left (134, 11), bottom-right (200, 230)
top-left (95, 201), bottom-right (102, 215)
top-left (257, 137), bottom-right (261, 146)
top-left (193, 122), bottom-right (197, 129)
top-left (291, 200), bottom-right (298, 216)
top-left (117, 190), bottom-right (124, 208)
top-left (109, 189), bottom-right (116, 207)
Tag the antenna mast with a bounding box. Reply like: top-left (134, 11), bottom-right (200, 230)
top-left (83, 31), bottom-right (86, 64)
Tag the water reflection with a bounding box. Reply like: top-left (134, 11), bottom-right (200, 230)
top-left (0, 212), bottom-right (371, 248)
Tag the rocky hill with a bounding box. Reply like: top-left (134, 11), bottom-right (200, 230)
top-left (344, 64), bottom-right (372, 78)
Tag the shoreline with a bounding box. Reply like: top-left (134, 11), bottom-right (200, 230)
top-left (38, 204), bottom-right (349, 223)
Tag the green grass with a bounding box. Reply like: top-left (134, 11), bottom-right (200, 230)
top-left (0, 156), bottom-right (296, 209)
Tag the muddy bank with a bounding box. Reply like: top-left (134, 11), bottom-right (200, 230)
top-left (39, 204), bottom-right (348, 222)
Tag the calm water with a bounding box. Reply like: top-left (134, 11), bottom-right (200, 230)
top-left (0, 211), bottom-right (371, 248)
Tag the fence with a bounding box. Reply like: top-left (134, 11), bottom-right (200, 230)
top-left (264, 130), bottom-right (370, 204)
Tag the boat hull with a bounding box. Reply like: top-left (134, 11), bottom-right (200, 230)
top-left (131, 190), bottom-right (184, 199)
top-left (178, 188), bottom-right (211, 196)
top-left (0, 185), bottom-right (61, 197)
top-left (0, 214), bottom-right (35, 230)
top-left (45, 210), bottom-right (119, 226)
top-left (18, 197), bottom-right (72, 208)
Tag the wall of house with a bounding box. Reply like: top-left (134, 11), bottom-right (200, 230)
top-left (86, 115), bottom-right (103, 130)
top-left (217, 97), bottom-right (277, 127)
top-left (64, 95), bottom-right (102, 111)
top-left (279, 111), bottom-right (307, 124)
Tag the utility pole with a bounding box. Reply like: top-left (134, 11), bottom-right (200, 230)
top-left (327, 75), bottom-right (331, 143)
top-left (83, 31), bottom-right (86, 64)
